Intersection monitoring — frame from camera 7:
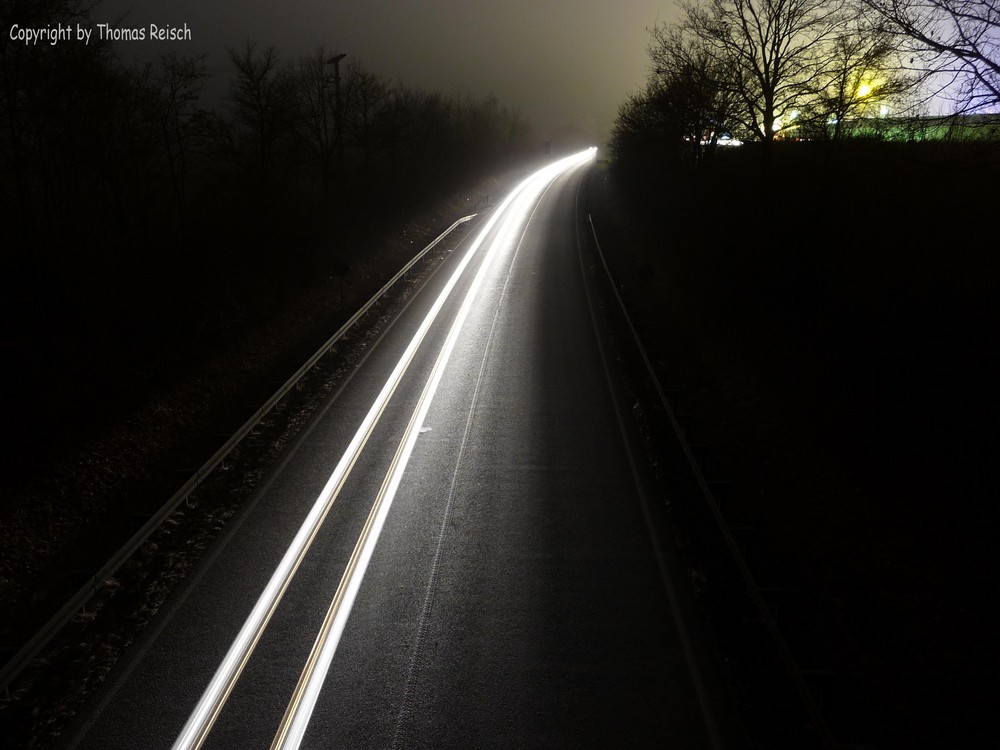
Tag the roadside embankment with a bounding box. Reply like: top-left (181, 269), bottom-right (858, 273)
top-left (583, 142), bottom-right (998, 749)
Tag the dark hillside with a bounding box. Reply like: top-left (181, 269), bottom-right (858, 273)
top-left (587, 139), bottom-right (998, 748)
top-left (0, 21), bottom-right (542, 740)
top-left (0, 166), bottom-right (536, 749)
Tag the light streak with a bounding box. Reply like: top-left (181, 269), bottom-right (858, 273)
top-left (172, 148), bottom-right (595, 750)
top-left (271, 147), bottom-right (595, 749)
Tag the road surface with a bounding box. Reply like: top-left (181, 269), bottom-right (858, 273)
top-left (61, 150), bottom-right (736, 749)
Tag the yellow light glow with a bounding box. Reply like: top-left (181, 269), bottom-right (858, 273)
top-left (857, 83), bottom-right (872, 98)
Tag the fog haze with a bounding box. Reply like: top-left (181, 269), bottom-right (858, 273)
top-left (99, 0), bottom-right (679, 144)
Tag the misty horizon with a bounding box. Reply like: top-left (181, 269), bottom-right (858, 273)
top-left (92, 0), bottom-right (677, 144)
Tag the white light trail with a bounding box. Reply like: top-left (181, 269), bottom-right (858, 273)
top-left (173, 148), bottom-right (596, 750)
top-left (271, 147), bottom-right (596, 750)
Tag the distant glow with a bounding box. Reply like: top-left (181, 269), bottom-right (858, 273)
top-left (789, 110), bottom-right (799, 121)
top-left (879, 104), bottom-right (890, 117)
top-left (773, 117), bottom-right (782, 131)
top-left (699, 132), bottom-right (742, 146)
top-left (857, 83), bottom-right (872, 98)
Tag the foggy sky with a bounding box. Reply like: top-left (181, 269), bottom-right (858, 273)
top-left (98, 0), bottom-right (681, 144)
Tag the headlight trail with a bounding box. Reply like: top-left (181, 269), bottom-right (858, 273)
top-left (172, 148), bottom-right (596, 750)
top-left (270, 148), bottom-right (596, 750)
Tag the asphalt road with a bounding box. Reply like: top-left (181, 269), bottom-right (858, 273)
top-left (61, 151), bottom-right (736, 749)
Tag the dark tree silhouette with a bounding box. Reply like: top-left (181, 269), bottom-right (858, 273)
top-left (861, 0), bottom-right (1000, 113)
top-left (227, 41), bottom-right (300, 192)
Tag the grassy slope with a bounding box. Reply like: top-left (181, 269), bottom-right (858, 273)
top-left (585, 140), bottom-right (998, 749)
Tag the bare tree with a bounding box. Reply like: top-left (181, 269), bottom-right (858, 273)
top-left (649, 22), bottom-right (741, 162)
top-left (227, 41), bottom-right (299, 188)
top-left (860, 0), bottom-right (1000, 113)
top-left (342, 60), bottom-right (393, 171)
top-left (297, 46), bottom-right (338, 197)
top-left (681, 0), bottom-right (844, 157)
top-left (813, 18), bottom-right (918, 139)
top-left (147, 53), bottom-right (208, 209)
top-left (610, 84), bottom-right (675, 162)
top-left (382, 87), bottom-right (454, 170)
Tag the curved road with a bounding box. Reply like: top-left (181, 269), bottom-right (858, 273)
top-left (62, 151), bottom-right (737, 749)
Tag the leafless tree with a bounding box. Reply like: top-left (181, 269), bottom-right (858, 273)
top-left (342, 60), bottom-right (394, 170)
top-left (297, 46), bottom-right (339, 197)
top-left (860, 0), bottom-right (1000, 113)
top-left (648, 22), bottom-right (741, 161)
top-left (382, 87), bottom-right (455, 169)
top-left (452, 93), bottom-right (532, 165)
top-left (813, 18), bottom-right (918, 138)
top-left (681, 0), bottom-right (845, 156)
top-left (610, 84), bottom-right (675, 161)
top-left (147, 53), bottom-right (208, 209)
top-left (227, 41), bottom-right (299, 187)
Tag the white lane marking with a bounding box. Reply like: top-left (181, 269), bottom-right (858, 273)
top-left (270, 148), bottom-right (597, 750)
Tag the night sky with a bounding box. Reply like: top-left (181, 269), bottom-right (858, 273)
top-left (98, 0), bottom-right (679, 144)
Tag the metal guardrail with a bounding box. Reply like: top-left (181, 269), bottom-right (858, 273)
top-left (586, 213), bottom-right (835, 749)
top-left (0, 214), bottom-right (477, 694)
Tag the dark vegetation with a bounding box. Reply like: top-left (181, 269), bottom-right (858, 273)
top-left (3, 0), bottom-right (998, 747)
top-left (0, 1), bottom-right (539, 729)
top-left (0, 182), bottom-right (518, 750)
top-left (605, 2), bottom-right (999, 744)
top-left (592, 135), bottom-right (998, 747)
top-left (1, 13), bottom-right (533, 477)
